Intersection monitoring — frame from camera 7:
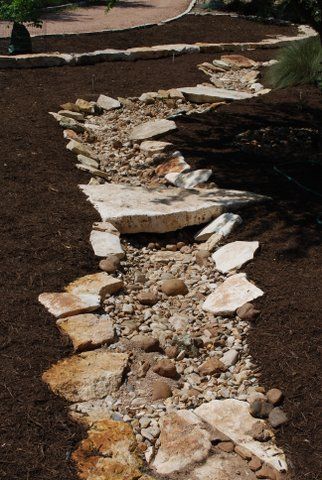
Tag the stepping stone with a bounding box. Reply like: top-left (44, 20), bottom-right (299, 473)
top-left (152, 410), bottom-right (212, 474)
top-left (192, 452), bottom-right (257, 480)
top-left (212, 241), bottom-right (260, 273)
top-left (221, 54), bottom-right (258, 69)
top-left (179, 86), bottom-right (253, 103)
top-left (42, 349), bottom-right (128, 402)
top-left (90, 230), bottom-right (125, 258)
top-left (96, 94), bottom-right (121, 111)
top-left (195, 399), bottom-right (287, 473)
top-left (129, 119), bottom-right (177, 141)
top-left (38, 292), bottom-right (100, 319)
top-left (57, 313), bottom-right (115, 351)
top-left (140, 140), bottom-right (173, 156)
top-left (195, 212), bottom-right (242, 242)
top-left (202, 273), bottom-right (264, 316)
top-left (165, 169), bottom-right (212, 189)
top-left (66, 272), bottom-right (123, 300)
top-left (80, 183), bottom-right (267, 234)
top-left (155, 151), bottom-right (190, 176)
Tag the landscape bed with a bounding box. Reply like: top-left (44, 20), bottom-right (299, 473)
top-left (0, 51), bottom-right (321, 480)
top-left (0, 14), bottom-right (299, 55)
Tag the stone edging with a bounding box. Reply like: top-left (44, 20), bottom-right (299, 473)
top-left (0, 23), bottom-right (316, 69)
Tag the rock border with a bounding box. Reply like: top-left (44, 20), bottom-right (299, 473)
top-left (0, 23), bottom-right (316, 69)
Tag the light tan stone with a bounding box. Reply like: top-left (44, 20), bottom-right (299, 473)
top-left (97, 94), bottom-right (121, 111)
top-left (179, 86), bottom-right (253, 103)
top-left (66, 139), bottom-right (95, 158)
top-left (212, 241), bottom-right (259, 273)
top-left (192, 452), bottom-right (257, 480)
top-left (42, 349), bottom-right (128, 402)
top-left (90, 230), bottom-right (125, 258)
top-left (140, 140), bottom-right (173, 156)
top-left (155, 152), bottom-right (190, 176)
top-left (129, 119), bottom-right (177, 141)
top-left (38, 292), bottom-right (100, 319)
top-left (221, 54), bottom-right (258, 68)
top-left (65, 272), bottom-right (123, 300)
top-left (57, 313), bottom-right (115, 351)
top-left (195, 212), bottom-right (242, 242)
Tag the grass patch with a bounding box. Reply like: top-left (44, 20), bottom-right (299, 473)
top-left (266, 36), bottom-right (322, 89)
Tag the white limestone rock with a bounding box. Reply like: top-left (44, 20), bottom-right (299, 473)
top-left (179, 86), bottom-right (253, 103)
top-left (129, 119), bottom-right (177, 141)
top-left (38, 292), bottom-right (100, 319)
top-left (202, 273), bottom-right (264, 316)
top-left (195, 212), bottom-right (242, 242)
top-left (90, 230), bottom-right (125, 258)
top-left (80, 183), bottom-right (267, 234)
top-left (77, 154), bottom-right (99, 169)
top-left (195, 399), bottom-right (287, 473)
top-left (97, 94), bottom-right (121, 111)
top-left (212, 241), bottom-right (259, 273)
top-left (165, 169), bottom-right (212, 189)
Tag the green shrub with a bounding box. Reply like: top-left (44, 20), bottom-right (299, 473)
top-left (266, 36), bottom-right (322, 88)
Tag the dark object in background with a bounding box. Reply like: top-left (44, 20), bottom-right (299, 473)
top-left (8, 22), bottom-right (32, 54)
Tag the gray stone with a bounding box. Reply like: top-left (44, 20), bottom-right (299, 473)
top-left (130, 119), bottom-right (177, 141)
top-left (268, 408), bottom-right (288, 428)
top-left (97, 94), bottom-right (121, 111)
top-left (221, 349), bottom-right (239, 367)
top-left (140, 140), bottom-right (173, 156)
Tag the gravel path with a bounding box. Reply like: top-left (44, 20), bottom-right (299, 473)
top-left (0, 0), bottom-right (192, 37)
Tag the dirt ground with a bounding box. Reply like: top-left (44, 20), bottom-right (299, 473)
top-left (0, 51), bottom-right (321, 480)
top-left (0, 13), bottom-right (298, 54)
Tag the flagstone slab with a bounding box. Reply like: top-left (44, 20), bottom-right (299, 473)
top-left (212, 241), bottom-right (260, 273)
top-left (179, 86), bottom-right (253, 103)
top-left (152, 410), bottom-right (212, 475)
top-left (165, 169), bottom-right (212, 189)
top-left (38, 292), bottom-right (100, 319)
top-left (90, 230), bottom-right (125, 258)
top-left (220, 54), bottom-right (258, 69)
top-left (66, 272), bottom-right (123, 300)
top-left (140, 140), bottom-right (173, 156)
top-left (57, 313), bottom-right (115, 351)
top-left (195, 212), bottom-right (242, 242)
top-left (42, 349), bottom-right (128, 402)
top-left (195, 399), bottom-right (287, 473)
top-left (129, 119), bottom-right (177, 141)
top-left (97, 94), bottom-right (121, 111)
top-left (80, 183), bottom-right (267, 234)
top-left (202, 273), bottom-right (264, 316)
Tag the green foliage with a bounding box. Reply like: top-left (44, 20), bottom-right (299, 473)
top-left (266, 36), bottom-right (322, 88)
top-left (0, 0), bottom-right (43, 25)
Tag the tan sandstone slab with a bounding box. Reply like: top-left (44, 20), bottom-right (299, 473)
top-left (42, 349), bottom-right (128, 402)
top-left (202, 273), bottom-right (264, 316)
top-left (38, 292), bottom-right (100, 319)
top-left (129, 119), bottom-right (177, 141)
top-left (57, 313), bottom-right (115, 351)
top-left (179, 86), bottom-right (253, 103)
top-left (90, 230), bottom-right (125, 258)
top-left (212, 241), bottom-right (260, 273)
top-left (192, 451), bottom-right (257, 480)
top-left (66, 272), bottom-right (123, 299)
top-left (220, 54), bottom-right (258, 69)
top-left (79, 183), bottom-right (267, 234)
top-left (152, 410), bottom-right (212, 475)
top-left (195, 399), bottom-right (287, 473)
top-left (66, 139), bottom-right (95, 158)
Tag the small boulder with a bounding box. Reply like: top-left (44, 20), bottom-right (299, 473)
top-left (267, 389), bottom-right (283, 406)
top-left (249, 398), bottom-right (273, 419)
top-left (236, 303), bottom-right (260, 322)
top-left (132, 335), bottom-right (160, 352)
top-left (153, 359), bottom-right (178, 379)
top-left (137, 291), bottom-right (159, 306)
top-left (152, 380), bottom-right (172, 400)
top-left (161, 279), bottom-right (188, 297)
top-left (99, 255), bottom-right (120, 274)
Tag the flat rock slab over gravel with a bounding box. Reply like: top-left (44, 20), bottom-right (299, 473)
top-left (42, 349), bottom-right (128, 402)
top-left (129, 119), bottom-right (177, 141)
top-left (179, 86), bottom-right (254, 103)
top-left (66, 272), bottom-right (123, 299)
top-left (38, 292), bottom-right (100, 318)
top-left (212, 240), bottom-right (260, 273)
top-left (80, 183), bottom-right (267, 234)
top-left (90, 229), bottom-right (125, 258)
top-left (202, 273), bottom-right (264, 315)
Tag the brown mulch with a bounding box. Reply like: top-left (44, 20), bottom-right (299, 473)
top-left (0, 49), bottom-right (321, 480)
top-left (0, 13), bottom-right (298, 54)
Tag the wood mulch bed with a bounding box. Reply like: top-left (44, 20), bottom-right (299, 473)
top-left (0, 50), bottom-right (320, 480)
top-left (0, 14), bottom-right (298, 55)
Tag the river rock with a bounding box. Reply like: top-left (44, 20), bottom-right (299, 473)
top-left (152, 380), bottom-right (172, 400)
top-left (66, 272), bottom-right (123, 300)
top-left (97, 94), bottom-right (121, 111)
top-left (130, 119), bottom-right (177, 141)
top-left (267, 389), bottom-right (283, 406)
top-left (38, 292), bottom-right (100, 319)
top-left (137, 291), bottom-right (159, 306)
top-left (195, 399), bottom-right (287, 472)
top-left (99, 255), bottom-right (120, 273)
top-left (221, 349), bottom-right (239, 367)
top-left (179, 86), bottom-right (253, 103)
top-left (57, 313), bottom-right (115, 351)
top-left (80, 183), bottom-right (267, 234)
top-left (212, 241), bottom-right (259, 273)
top-left (165, 169), bottom-right (212, 189)
top-left (236, 303), bottom-right (260, 322)
top-left (42, 349), bottom-right (128, 402)
top-left (153, 359), bottom-right (178, 379)
top-left (195, 212), bottom-right (242, 242)
top-left (152, 410), bottom-right (212, 474)
top-left (203, 273), bottom-right (264, 316)
top-left (268, 408), bottom-right (288, 428)
top-left (161, 279), bottom-right (188, 296)
top-left (132, 335), bottom-right (160, 352)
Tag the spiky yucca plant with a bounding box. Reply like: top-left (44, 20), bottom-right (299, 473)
top-left (266, 36), bottom-right (322, 88)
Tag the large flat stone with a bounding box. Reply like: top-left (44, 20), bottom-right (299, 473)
top-left (195, 212), bottom-right (242, 242)
top-left (42, 349), bottom-right (128, 402)
top-left (152, 410), bottom-right (212, 474)
top-left (129, 119), bottom-right (177, 141)
top-left (195, 399), bottom-right (287, 472)
top-left (165, 169), bottom-right (212, 189)
top-left (57, 313), bottom-right (115, 351)
top-left (179, 86), bottom-right (253, 103)
top-left (221, 54), bottom-right (258, 69)
top-left (80, 183), bottom-right (267, 234)
top-left (38, 292), bottom-right (100, 319)
top-left (66, 272), bottom-right (123, 299)
top-left (202, 273), bottom-right (264, 316)
top-left (212, 240), bottom-right (259, 273)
